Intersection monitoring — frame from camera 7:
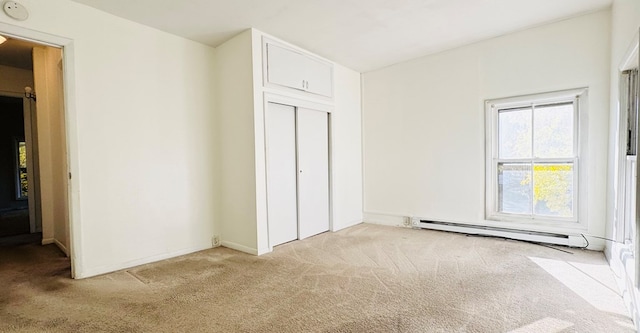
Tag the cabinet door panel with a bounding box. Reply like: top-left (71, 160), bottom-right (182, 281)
top-left (303, 56), bottom-right (333, 97)
top-left (266, 42), bottom-right (333, 98)
top-left (266, 103), bottom-right (298, 246)
top-left (297, 108), bottom-right (330, 239)
top-left (266, 43), bottom-right (306, 92)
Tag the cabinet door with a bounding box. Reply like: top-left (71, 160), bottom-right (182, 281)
top-left (265, 103), bottom-right (299, 246)
top-left (302, 55), bottom-right (333, 97)
top-left (296, 108), bottom-right (330, 239)
top-left (266, 43), bottom-right (306, 92)
top-left (266, 43), bottom-right (333, 98)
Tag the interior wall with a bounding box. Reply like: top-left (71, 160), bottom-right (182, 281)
top-left (32, 46), bottom-right (68, 253)
top-left (332, 64), bottom-right (363, 231)
top-left (605, 0), bottom-right (640, 327)
top-left (362, 10), bottom-right (611, 247)
top-left (0, 0), bottom-right (218, 278)
top-left (214, 30), bottom-right (258, 254)
top-left (0, 64), bottom-right (33, 93)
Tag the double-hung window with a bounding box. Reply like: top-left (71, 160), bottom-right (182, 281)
top-left (485, 89), bottom-right (586, 225)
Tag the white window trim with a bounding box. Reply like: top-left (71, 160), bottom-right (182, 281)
top-left (485, 88), bottom-right (588, 231)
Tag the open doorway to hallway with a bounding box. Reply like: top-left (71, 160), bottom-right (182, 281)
top-left (0, 94), bottom-right (33, 238)
top-left (0, 35), bottom-right (69, 259)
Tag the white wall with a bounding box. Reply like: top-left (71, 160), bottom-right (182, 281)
top-left (0, 0), bottom-right (218, 278)
top-left (214, 30), bottom-right (259, 254)
top-left (332, 64), bottom-right (363, 231)
top-left (33, 45), bottom-right (68, 253)
top-left (0, 64), bottom-right (33, 93)
top-left (362, 10), bottom-right (611, 247)
top-left (605, 0), bottom-right (640, 327)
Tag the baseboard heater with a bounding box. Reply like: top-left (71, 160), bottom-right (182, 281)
top-left (413, 219), bottom-right (572, 247)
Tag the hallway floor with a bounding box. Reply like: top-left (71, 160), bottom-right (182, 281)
top-left (0, 209), bottom-right (29, 237)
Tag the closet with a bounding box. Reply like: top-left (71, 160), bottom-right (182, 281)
top-left (215, 28), bottom-right (362, 256)
top-left (265, 102), bottom-right (330, 246)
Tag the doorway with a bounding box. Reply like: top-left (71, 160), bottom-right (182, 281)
top-left (0, 95), bottom-right (31, 237)
top-left (0, 35), bottom-right (70, 260)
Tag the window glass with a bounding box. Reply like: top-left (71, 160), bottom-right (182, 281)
top-left (532, 163), bottom-right (573, 217)
top-left (533, 104), bottom-right (574, 158)
top-left (498, 108), bottom-right (531, 159)
top-left (498, 163), bottom-right (532, 215)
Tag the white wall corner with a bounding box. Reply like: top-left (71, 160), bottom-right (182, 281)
top-left (363, 212), bottom-right (410, 227)
top-left (220, 240), bottom-right (259, 256)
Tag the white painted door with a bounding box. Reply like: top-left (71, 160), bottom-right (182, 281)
top-left (296, 108), bottom-right (330, 239)
top-left (266, 103), bottom-right (299, 246)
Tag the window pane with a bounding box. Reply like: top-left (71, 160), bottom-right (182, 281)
top-left (17, 141), bottom-right (27, 198)
top-left (533, 163), bottom-right (573, 217)
top-left (498, 163), bottom-right (532, 215)
top-left (18, 141), bottom-right (26, 168)
top-left (534, 103), bottom-right (574, 158)
top-left (499, 108), bottom-right (532, 159)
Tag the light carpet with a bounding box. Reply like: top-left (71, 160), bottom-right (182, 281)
top-left (0, 223), bottom-right (634, 332)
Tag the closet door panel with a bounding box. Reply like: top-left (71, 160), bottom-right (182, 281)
top-left (266, 103), bottom-right (298, 246)
top-left (297, 108), bottom-right (330, 239)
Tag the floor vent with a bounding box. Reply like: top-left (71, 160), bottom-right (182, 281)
top-left (414, 219), bottom-right (570, 246)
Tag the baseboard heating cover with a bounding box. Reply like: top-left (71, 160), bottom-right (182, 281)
top-left (412, 218), bottom-right (573, 246)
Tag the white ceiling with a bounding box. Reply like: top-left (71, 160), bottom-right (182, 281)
top-left (70, 0), bottom-right (612, 72)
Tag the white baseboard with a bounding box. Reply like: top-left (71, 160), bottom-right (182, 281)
top-left (332, 218), bottom-right (363, 232)
top-left (74, 243), bottom-right (213, 279)
top-left (257, 246), bottom-right (271, 255)
top-left (363, 212), bottom-right (408, 227)
top-left (54, 239), bottom-right (69, 257)
top-left (221, 240), bottom-right (258, 255)
top-left (42, 238), bottom-right (70, 257)
top-left (608, 241), bottom-right (639, 331)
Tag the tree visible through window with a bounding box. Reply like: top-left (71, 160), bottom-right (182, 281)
top-left (16, 140), bottom-right (27, 199)
top-left (486, 90), bottom-right (584, 223)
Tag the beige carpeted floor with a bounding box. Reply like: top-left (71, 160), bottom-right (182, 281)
top-left (0, 223), bottom-right (635, 332)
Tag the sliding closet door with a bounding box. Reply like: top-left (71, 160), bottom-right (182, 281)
top-left (266, 103), bottom-right (298, 246)
top-left (296, 108), bottom-right (330, 239)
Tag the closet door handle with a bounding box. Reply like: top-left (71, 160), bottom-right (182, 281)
top-left (306, 81), bottom-right (309, 89)
top-left (302, 80), bottom-right (305, 89)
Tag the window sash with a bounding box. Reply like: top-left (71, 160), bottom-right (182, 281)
top-left (496, 101), bottom-right (577, 160)
top-left (492, 158), bottom-right (578, 222)
top-left (486, 89), bottom-right (584, 225)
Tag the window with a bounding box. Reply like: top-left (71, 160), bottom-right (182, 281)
top-left (15, 138), bottom-right (27, 200)
top-left (622, 68), bottom-right (638, 243)
top-left (485, 89), bottom-right (586, 225)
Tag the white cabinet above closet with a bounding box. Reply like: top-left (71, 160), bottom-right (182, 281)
top-left (264, 41), bottom-right (333, 98)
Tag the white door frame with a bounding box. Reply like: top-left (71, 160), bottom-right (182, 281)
top-left (616, 31), bottom-right (640, 246)
top-left (0, 22), bottom-right (81, 278)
